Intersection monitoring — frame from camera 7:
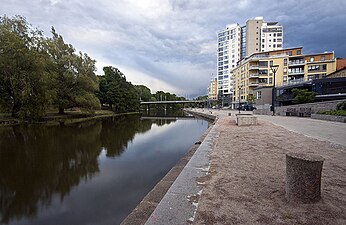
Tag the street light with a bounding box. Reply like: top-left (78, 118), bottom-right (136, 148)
top-left (238, 85), bottom-right (242, 113)
top-left (270, 64), bottom-right (279, 116)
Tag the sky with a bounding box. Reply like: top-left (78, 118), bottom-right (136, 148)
top-left (1, 0), bottom-right (346, 98)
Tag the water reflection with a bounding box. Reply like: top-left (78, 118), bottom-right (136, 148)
top-left (0, 114), bottom-right (208, 225)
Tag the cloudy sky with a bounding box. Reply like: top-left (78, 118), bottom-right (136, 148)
top-left (2, 0), bottom-right (346, 98)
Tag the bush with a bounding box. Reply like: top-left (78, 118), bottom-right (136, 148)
top-left (317, 110), bottom-right (346, 117)
top-left (336, 101), bottom-right (346, 110)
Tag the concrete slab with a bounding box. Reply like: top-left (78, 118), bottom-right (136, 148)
top-left (236, 115), bottom-right (257, 126)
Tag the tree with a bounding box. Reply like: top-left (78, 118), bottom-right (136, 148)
top-left (134, 85), bottom-right (151, 102)
top-left (97, 66), bottom-right (139, 112)
top-left (291, 88), bottom-right (315, 104)
top-left (45, 28), bottom-right (100, 114)
top-left (0, 15), bottom-right (51, 120)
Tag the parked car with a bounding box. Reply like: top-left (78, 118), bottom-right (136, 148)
top-left (237, 104), bottom-right (257, 111)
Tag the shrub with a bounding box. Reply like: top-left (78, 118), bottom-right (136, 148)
top-left (317, 110), bottom-right (346, 116)
top-left (336, 101), bottom-right (346, 110)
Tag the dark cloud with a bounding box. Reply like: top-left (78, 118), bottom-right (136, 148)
top-left (1, 0), bottom-right (345, 97)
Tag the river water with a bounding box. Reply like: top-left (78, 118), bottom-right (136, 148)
top-left (0, 113), bottom-right (209, 225)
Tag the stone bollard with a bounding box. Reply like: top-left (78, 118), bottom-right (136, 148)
top-left (285, 152), bottom-right (324, 203)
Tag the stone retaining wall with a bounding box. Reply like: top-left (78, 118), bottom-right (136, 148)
top-left (254, 99), bottom-right (345, 117)
top-left (311, 114), bottom-right (346, 123)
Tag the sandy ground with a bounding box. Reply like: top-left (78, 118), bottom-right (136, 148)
top-left (194, 116), bottom-right (346, 225)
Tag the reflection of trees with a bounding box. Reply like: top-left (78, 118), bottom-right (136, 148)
top-left (0, 115), bottom-right (157, 224)
top-left (100, 115), bottom-right (152, 157)
top-left (0, 120), bottom-right (102, 223)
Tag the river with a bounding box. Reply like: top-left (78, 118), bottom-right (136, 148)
top-left (0, 112), bottom-right (209, 225)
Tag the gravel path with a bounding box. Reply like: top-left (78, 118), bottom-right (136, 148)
top-left (193, 111), bottom-right (346, 225)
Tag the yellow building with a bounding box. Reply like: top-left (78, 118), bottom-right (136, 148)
top-left (208, 78), bottom-right (218, 100)
top-left (232, 47), bottom-right (336, 108)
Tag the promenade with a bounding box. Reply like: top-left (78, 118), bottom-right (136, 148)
top-left (145, 109), bottom-right (346, 225)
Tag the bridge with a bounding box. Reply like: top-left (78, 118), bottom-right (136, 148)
top-left (140, 100), bottom-right (208, 112)
top-left (140, 100), bottom-right (207, 105)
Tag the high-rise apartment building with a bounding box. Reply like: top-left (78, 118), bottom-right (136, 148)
top-left (217, 17), bottom-right (283, 106)
top-left (217, 24), bottom-right (242, 106)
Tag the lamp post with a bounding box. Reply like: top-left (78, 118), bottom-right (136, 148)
top-left (238, 85), bottom-right (242, 113)
top-left (270, 65), bottom-right (279, 116)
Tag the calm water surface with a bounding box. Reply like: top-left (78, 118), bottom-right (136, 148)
top-left (0, 114), bottom-right (208, 225)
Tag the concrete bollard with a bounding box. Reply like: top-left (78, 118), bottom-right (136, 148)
top-left (285, 152), bottom-right (324, 203)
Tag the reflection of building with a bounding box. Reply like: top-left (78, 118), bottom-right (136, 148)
top-left (233, 47), bottom-right (336, 109)
top-left (208, 78), bottom-right (218, 100)
top-left (217, 17), bottom-right (283, 106)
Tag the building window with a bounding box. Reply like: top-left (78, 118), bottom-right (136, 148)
top-left (321, 56), bottom-right (325, 61)
top-left (259, 70), bottom-right (268, 75)
top-left (256, 91), bottom-right (262, 99)
top-left (297, 49), bottom-right (301, 55)
top-left (288, 51), bottom-right (292, 56)
top-left (284, 59), bottom-right (287, 66)
top-left (262, 44), bottom-right (264, 48)
top-left (310, 57), bottom-right (314, 62)
top-left (259, 61), bottom-right (268, 67)
top-left (270, 60), bottom-right (273, 66)
top-left (277, 44), bottom-right (282, 48)
top-left (269, 78), bottom-right (273, 84)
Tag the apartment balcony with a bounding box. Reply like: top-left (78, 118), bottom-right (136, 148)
top-left (249, 65), bottom-right (259, 70)
top-left (289, 61), bottom-right (305, 66)
top-left (249, 82), bottom-right (259, 87)
top-left (288, 71), bottom-right (304, 75)
top-left (249, 74), bottom-right (259, 78)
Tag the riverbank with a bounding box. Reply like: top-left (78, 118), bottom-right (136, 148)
top-left (0, 110), bottom-right (140, 127)
top-left (142, 109), bottom-right (346, 225)
top-left (121, 115), bottom-right (215, 225)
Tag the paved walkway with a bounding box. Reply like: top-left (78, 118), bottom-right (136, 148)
top-left (143, 109), bottom-right (346, 224)
top-left (194, 108), bottom-right (346, 147)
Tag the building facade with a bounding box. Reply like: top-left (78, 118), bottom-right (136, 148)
top-left (208, 78), bottom-right (218, 100)
top-left (217, 17), bottom-right (283, 106)
top-left (232, 47), bottom-right (336, 108)
top-left (217, 24), bottom-right (242, 106)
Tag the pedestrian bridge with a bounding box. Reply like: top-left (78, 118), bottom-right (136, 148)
top-left (140, 100), bottom-right (207, 105)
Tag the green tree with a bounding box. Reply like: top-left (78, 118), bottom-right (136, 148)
top-left (0, 15), bottom-right (51, 119)
top-left (45, 28), bottom-right (100, 114)
top-left (97, 66), bottom-right (139, 112)
top-left (134, 85), bottom-right (151, 102)
top-left (291, 88), bottom-right (315, 104)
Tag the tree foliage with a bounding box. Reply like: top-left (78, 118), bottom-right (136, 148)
top-left (291, 88), bottom-right (315, 104)
top-left (0, 15), bottom-right (50, 119)
top-left (97, 66), bottom-right (139, 112)
top-left (134, 85), bottom-right (151, 102)
top-left (45, 28), bottom-right (100, 114)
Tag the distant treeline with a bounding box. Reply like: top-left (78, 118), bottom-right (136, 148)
top-left (0, 15), bottom-right (185, 120)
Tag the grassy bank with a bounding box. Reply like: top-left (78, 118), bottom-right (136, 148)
top-left (0, 110), bottom-right (140, 127)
